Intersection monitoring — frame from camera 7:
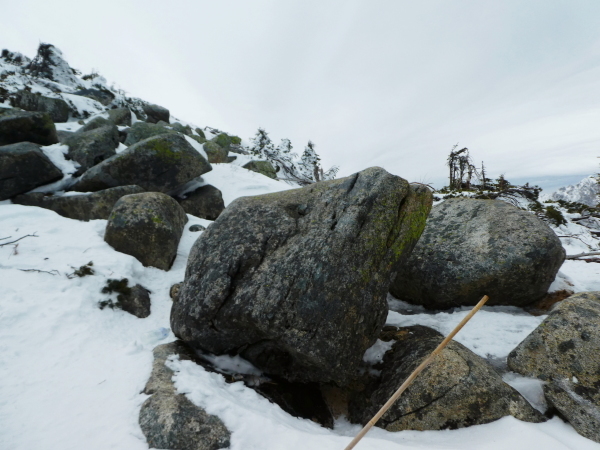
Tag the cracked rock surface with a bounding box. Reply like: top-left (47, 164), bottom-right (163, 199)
top-left (349, 325), bottom-right (544, 431)
top-left (171, 167), bottom-right (433, 385)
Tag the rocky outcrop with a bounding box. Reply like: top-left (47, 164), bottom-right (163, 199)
top-left (139, 342), bottom-right (231, 450)
top-left (177, 185), bottom-right (225, 220)
top-left (507, 292), bottom-right (600, 442)
top-left (65, 125), bottom-right (119, 171)
top-left (0, 142), bottom-right (63, 200)
top-left (171, 167), bottom-right (433, 385)
top-left (143, 103), bottom-right (170, 124)
top-left (390, 198), bottom-right (566, 308)
top-left (70, 133), bottom-right (212, 193)
top-left (12, 185), bottom-right (144, 221)
top-left (10, 90), bottom-right (70, 122)
top-left (123, 121), bottom-right (175, 146)
top-left (73, 88), bottom-right (115, 106)
top-left (202, 142), bottom-right (228, 163)
top-left (0, 110), bottom-right (58, 146)
top-left (104, 192), bottom-right (188, 270)
top-left (243, 160), bottom-right (277, 179)
top-left (349, 326), bottom-right (544, 430)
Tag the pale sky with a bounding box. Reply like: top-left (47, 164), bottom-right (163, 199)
top-left (3, 0), bottom-right (600, 191)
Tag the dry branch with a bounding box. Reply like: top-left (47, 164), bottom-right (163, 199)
top-left (0, 233), bottom-right (38, 247)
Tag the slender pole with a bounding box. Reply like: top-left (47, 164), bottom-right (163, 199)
top-left (343, 295), bottom-right (490, 450)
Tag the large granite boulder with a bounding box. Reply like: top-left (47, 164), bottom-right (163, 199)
top-left (0, 142), bottom-right (63, 200)
top-left (12, 185), bottom-right (144, 221)
top-left (507, 292), bottom-right (600, 442)
top-left (349, 325), bottom-right (544, 430)
top-left (390, 198), bottom-right (566, 308)
top-left (140, 341), bottom-right (231, 450)
top-left (143, 103), bottom-right (170, 124)
top-left (70, 133), bottom-right (212, 193)
top-left (104, 192), bottom-right (188, 270)
top-left (65, 125), bottom-right (119, 171)
top-left (0, 110), bottom-right (58, 146)
top-left (10, 90), bottom-right (70, 122)
top-left (107, 108), bottom-right (132, 126)
top-left (177, 184), bottom-right (225, 220)
top-left (243, 160), bottom-right (277, 179)
top-left (73, 88), bottom-right (115, 106)
top-left (123, 121), bottom-right (175, 146)
top-left (171, 167), bottom-right (433, 385)
top-left (202, 142), bottom-right (228, 164)
top-left (78, 116), bottom-right (111, 133)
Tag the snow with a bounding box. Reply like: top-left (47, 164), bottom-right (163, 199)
top-left (544, 175), bottom-right (599, 207)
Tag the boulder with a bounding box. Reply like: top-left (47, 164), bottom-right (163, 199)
top-left (143, 103), bottom-right (170, 124)
top-left (189, 224), bottom-right (206, 232)
top-left (243, 160), bottom-right (277, 179)
top-left (203, 142), bottom-right (228, 164)
top-left (212, 133), bottom-right (240, 149)
top-left (171, 167), bottom-right (433, 385)
top-left (123, 121), bottom-right (175, 146)
top-left (0, 142), bottom-right (63, 200)
top-left (70, 133), bottom-right (212, 193)
top-left (10, 90), bottom-right (70, 122)
top-left (65, 125), bottom-right (119, 171)
top-left (190, 135), bottom-right (207, 145)
top-left (170, 122), bottom-right (192, 135)
top-left (0, 110), bottom-right (58, 146)
top-left (349, 326), bottom-right (544, 430)
top-left (104, 192), bottom-right (188, 270)
top-left (177, 185), bottom-right (225, 220)
top-left (390, 198), bottom-right (565, 308)
top-left (78, 116), bottom-right (111, 133)
top-left (73, 88), bottom-right (115, 106)
top-left (195, 128), bottom-right (206, 139)
top-left (107, 108), bottom-right (131, 126)
top-left (12, 185), bottom-right (144, 221)
top-left (100, 278), bottom-right (151, 318)
top-left (56, 130), bottom-right (74, 144)
top-left (139, 342), bottom-right (231, 450)
top-left (507, 291), bottom-right (600, 442)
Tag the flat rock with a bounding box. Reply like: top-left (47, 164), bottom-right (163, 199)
top-left (12, 185), bottom-right (144, 221)
top-left (0, 142), bottom-right (63, 200)
top-left (171, 167), bottom-right (432, 385)
top-left (104, 192), bottom-right (188, 270)
top-left (390, 198), bottom-right (565, 308)
top-left (70, 133), bottom-right (212, 193)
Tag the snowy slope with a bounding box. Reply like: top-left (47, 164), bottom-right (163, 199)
top-left (543, 175), bottom-right (599, 207)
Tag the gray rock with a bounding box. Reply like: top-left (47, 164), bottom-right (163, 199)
top-left (78, 116), bottom-right (111, 133)
top-left (189, 135), bottom-right (207, 145)
top-left (243, 160), bottom-right (277, 179)
top-left (140, 341), bottom-right (231, 450)
top-left (507, 292), bottom-right (600, 442)
top-left (349, 325), bottom-right (544, 431)
top-left (73, 88), bottom-right (115, 106)
top-left (65, 125), bottom-right (119, 171)
top-left (0, 110), bottom-right (58, 146)
top-left (143, 103), bottom-right (170, 124)
top-left (211, 133), bottom-right (241, 149)
top-left (170, 122), bottom-right (192, 136)
top-left (70, 133), bottom-right (212, 193)
top-left (390, 198), bottom-right (566, 308)
top-left (0, 142), bottom-right (63, 200)
top-left (105, 192), bottom-right (188, 270)
top-left (100, 278), bottom-right (151, 318)
top-left (171, 167), bottom-right (433, 385)
top-left (56, 130), bottom-right (74, 144)
top-left (195, 128), bottom-right (206, 139)
top-left (12, 185), bottom-right (144, 221)
top-left (107, 108), bottom-right (131, 126)
top-left (189, 224), bottom-right (206, 232)
top-left (10, 90), bottom-right (70, 122)
top-left (123, 121), bottom-right (175, 146)
top-left (203, 142), bottom-right (228, 164)
top-left (226, 155), bottom-right (237, 163)
top-left (170, 283), bottom-right (182, 301)
top-left (178, 185), bottom-right (225, 220)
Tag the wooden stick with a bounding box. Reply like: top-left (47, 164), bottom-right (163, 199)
top-left (343, 294), bottom-right (490, 450)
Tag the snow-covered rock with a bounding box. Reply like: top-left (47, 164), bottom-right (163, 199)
top-left (547, 175), bottom-right (599, 207)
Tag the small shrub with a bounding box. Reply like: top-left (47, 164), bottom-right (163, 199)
top-left (544, 206), bottom-right (567, 226)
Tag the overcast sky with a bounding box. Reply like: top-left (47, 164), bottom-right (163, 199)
top-left (3, 0), bottom-right (600, 191)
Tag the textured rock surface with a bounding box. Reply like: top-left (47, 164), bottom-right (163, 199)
top-left (349, 326), bottom-right (544, 431)
top-left (12, 185), bottom-right (144, 221)
top-left (123, 121), bottom-right (175, 146)
top-left (104, 192), bottom-right (188, 270)
top-left (143, 103), bottom-right (170, 124)
top-left (120, 284), bottom-right (151, 318)
top-left (172, 167), bottom-right (433, 385)
top-left (71, 133), bottom-right (212, 193)
top-left (0, 110), bottom-right (58, 146)
top-left (390, 198), bottom-right (565, 308)
top-left (507, 291), bottom-right (600, 442)
top-left (73, 88), bottom-right (115, 106)
top-left (10, 90), bottom-right (70, 122)
top-left (243, 160), bottom-right (277, 179)
top-left (177, 184), bottom-right (225, 220)
top-left (202, 141), bottom-right (228, 163)
top-left (139, 342), bottom-right (231, 450)
top-left (107, 108), bottom-right (131, 126)
top-left (0, 142), bottom-right (63, 200)
top-left (65, 125), bottom-right (119, 171)
top-left (78, 116), bottom-right (111, 133)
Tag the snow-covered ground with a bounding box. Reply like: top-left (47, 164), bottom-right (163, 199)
top-left (2, 164), bottom-right (600, 450)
